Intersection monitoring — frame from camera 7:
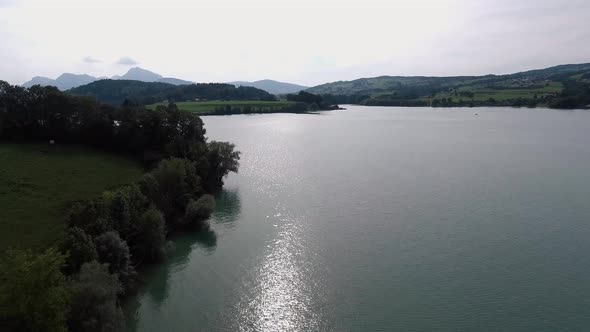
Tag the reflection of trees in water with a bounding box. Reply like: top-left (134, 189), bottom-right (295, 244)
top-left (145, 228), bottom-right (217, 307)
top-left (212, 188), bottom-right (241, 225)
top-left (125, 188), bottom-right (242, 326)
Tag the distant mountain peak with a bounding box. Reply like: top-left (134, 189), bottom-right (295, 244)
top-left (228, 79), bottom-right (308, 94)
top-left (120, 67), bottom-right (163, 82)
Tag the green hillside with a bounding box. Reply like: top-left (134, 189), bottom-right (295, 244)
top-left (68, 79), bottom-right (276, 105)
top-left (308, 63), bottom-right (590, 108)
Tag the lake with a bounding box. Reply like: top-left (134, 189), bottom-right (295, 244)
top-left (125, 106), bottom-right (590, 331)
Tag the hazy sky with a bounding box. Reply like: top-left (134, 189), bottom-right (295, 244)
top-left (1, 0), bottom-right (589, 86)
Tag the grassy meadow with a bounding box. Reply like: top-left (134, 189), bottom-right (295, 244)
top-left (147, 100), bottom-right (296, 114)
top-left (429, 82), bottom-right (564, 103)
top-left (0, 143), bottom-right (144, 251)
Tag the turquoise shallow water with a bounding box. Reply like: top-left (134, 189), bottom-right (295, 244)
top-left (126, 106), bottom-right (590, 331)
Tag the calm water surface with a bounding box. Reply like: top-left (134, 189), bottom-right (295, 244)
top-left (125, 106), bottom-right (590, 331)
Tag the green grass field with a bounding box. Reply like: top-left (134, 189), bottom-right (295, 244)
top-left (430, 82), bottom-right (564, 102)
top-left (0, 143), bottom-right (144, 251)
top-left (147, 100), bottom-right (296, 113)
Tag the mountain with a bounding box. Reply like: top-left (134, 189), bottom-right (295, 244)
top-left (228, 79), bottom-right (308, 94)
top-left (22, 76), bottom-right (57, 88)
top-left (22, 73), bottom-right (97, 90)
top-left (54, 73), bottom-right (97, 90)
top-left (307, 63), bottom-right (590, 108)
top-left (68, 79), bottom-right (276, 105)
top-left (21, 67), bottom-right (193, 90)
top-left (114, 68), bottom-right (192, 85)
top-left (118, 67), bottom-right (163, 82)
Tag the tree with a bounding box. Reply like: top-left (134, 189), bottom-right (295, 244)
top-left (206, 141), bottom-right (240, 189)
top-left (0, 248), bottom-right (70, 332)
top-left (141, 158), bottom-right (203, 223)
top-left (62, 227), bottom-right (98, 275)
top-left (68, 199), bottom-right (112, 236)
top-left (104, 184), bottom-right (149, 241)
top-left (68, 261), bottom-right (124, 332)
top-left (134, 206), bottom-right (166, 262)
top-left (184, 194), bottom-right (216, 227)
top-left (94, 231), bottom-right (135, 289)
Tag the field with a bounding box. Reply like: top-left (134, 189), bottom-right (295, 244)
top-left (428, 82), bottom-right (564, 103)
top-left (147, 100), bottom-right (296, 114)
top-left (0, 143), bottom-right (144, 251)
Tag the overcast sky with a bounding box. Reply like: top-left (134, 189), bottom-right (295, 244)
top-left (1, 0), bottom-right (589, 86)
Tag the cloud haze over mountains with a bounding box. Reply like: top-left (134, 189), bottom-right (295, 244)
top-left (1, 0), bottom-right (589, 86)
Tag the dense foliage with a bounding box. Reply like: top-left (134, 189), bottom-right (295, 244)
top-left (68, 79), bottom-right (276, 105)
top-left (0, 248), bottom-right (70, 332)
top-left (0, 80), bottom-right (240, 331)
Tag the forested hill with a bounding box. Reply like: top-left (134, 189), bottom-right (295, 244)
top-left (68, 79), bottom-right (276, 105)
top-left (307, 63), bottom-right (590, 109)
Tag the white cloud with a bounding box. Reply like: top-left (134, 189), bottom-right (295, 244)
top-left (116, 57), bottom-right (139, 66)
top-left (83, 56), bottom-right (101, 63)
top-left (1, 0), bottom-right (589, 85)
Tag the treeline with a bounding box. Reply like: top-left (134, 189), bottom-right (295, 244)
top-left (547, 74), bottom-right (590, 109)
top-left (0, 80), bottom-right (240, 331)
top-left (286, 91), bottom-right (341, 110)
top-left (68, 79), bottom-right (276, 105)
top-left (209, 102), bottom-right (310, 115)
top-left (309, 67), bottom-right (590, 109)
top-left (315, 80), bottom-right (590, 109)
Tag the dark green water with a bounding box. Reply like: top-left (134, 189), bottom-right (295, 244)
top-left (125, 106), bottom-right (590, 331)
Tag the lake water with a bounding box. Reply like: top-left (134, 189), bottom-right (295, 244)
top-left (125, 106), bottom-right (590, 331)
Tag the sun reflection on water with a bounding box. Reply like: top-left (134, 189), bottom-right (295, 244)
top-left (237, 216), bottom-right (325, 332)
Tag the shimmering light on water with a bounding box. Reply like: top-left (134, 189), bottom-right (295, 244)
top-left (237, 216), bottom-right (320, 331)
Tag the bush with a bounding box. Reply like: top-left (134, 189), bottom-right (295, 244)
top-left (0, 248), bottom-right (70, 332)
top-left (68, 261), bottom-right (124, 332)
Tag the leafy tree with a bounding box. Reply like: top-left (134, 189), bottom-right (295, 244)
top-left (94, 231), bottom-right (135, 289)
top-left (62, 227), bottom-right (98, 274)
top-left (103, 184), bottom-right (149, 241)
top-left (0, 248), bottom-right (70, 332)
top-left (134, 206), bottom-right (166, 262)
top-left (141, 158), bottom-right (203, 223)
top-left (68, 199), bottom-right (112, 236)
top-left (206, 141), bottom-right (240, 189)
top-left (68, 261), bottom-right (124, 332)
top-left (184, 194), bottom-right (216, 227)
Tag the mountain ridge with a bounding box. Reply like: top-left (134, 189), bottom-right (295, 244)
top-left (228, 79), bottom-right (308, 94)
top-left (21, 68), bottom-right (302, 93)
